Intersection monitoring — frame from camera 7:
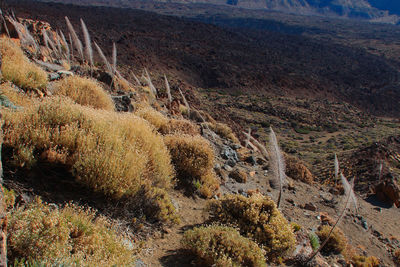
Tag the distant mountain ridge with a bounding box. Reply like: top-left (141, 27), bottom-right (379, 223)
top-left (29, 0), bottom-right (400, 24)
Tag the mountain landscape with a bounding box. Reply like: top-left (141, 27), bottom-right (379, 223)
top-left (0, 0), bottom-right (399, 266)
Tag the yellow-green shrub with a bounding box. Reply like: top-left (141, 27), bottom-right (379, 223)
top-left (207, 122), bottom-right (239, 144)
top-left (164, 134), bottom-right (219, 198)
top-left (182, 225), bottom-right (266, 267)
top-left (54, 76), bottom-right (114, 111)
top-left (3, 98), bottom-right (176, 222)
top-left (208, 193), bottom-right (295, 261)
top-left (8, 198), bottom-right (135, 266)
top-left (316, 225), bottom-right (348, 254)
top-left (135, 105), bottom-right (199, 136)
top-left (351, 255), bottom-right (380, 267)
top-left (0, 82), bottom-right (34, 108)
top-left (0, 37), bottom-right (47, 91)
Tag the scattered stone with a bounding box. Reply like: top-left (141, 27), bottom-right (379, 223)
top-left (226, 159), bottom-right (236, 167)
top-left (375, 177), bottom-right (400, 208)
top-left (214, 163), bottom-right (221, 170)
top-left (287, 198), bottom-right (295, 205)
top-left (215, 168), bottom-right (228, 181)
top-left (361, 217), bottom-right (368, 230)
top-left (329, 187), bottom-right (340, 195)
top-left (57, 70), bottom-right (74, 78)
top-left (320, 212), bottom-right (335, 226)
top-left (229, 170), bottom-right (248, 183)
top-left (374, 207), bottom-right (382, 212)
top-left (223, 164), bottom-right (233, 172)
top-left (303, 203), bottom-right (317, 212)
top-left (249, 171), bottom-right (256, 177)
top-left (245, 155), bottom-right (257, 165)
top-left (48, 72), bottom-right (60, 81)
top-left (112, 95), bottom-right (133, 112)
top-left (256, 157), bottom-right (267, 165)
top-left (221, 146), bottom-right (239, 162)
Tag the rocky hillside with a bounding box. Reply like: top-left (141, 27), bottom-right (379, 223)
top-left (0, 2), bottom-right (399, 267)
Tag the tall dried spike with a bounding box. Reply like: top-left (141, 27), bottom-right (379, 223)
top-left (178, 88), bottom-right (190, 111)
top-left (94, 42), bottom-right (113, 74)
top-left (334, 153), bottom-right (339, 181)
top-left (65, 16), bottom-right (83, 61)
top-left (68, 33), bottom-right (74, 59)
top-left (80, 18), bottom-right (93, 67)
top-left (112, 42), bottom-right (117, 73)
top-left (378, 161), bottom-right (383, 181)
top-left (244, 127), bottom-right (251, 148)
top-left (59, 30), bottom-right (70, 64)
top-left (340, 173), bottom-right (358, 213)
top-left (242, 131), bottom-right (268, 159)
top-left (269, 127), bottom-right (285, 208)
top-left (164, 74), bottom-right (173, 104)
top-left (0, 11), bottom-right (10, 38)
top-left (132, 72), bottom-right (142, 86)
top-left (144, 68), bottom-right (157, 96)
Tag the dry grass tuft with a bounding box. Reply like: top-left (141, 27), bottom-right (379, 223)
top-left (207, 122), bottom-right (239, 144)
top-left (0, 82), bottom-right (34, 108)
top-left (182, 225), bottom-right (266, 267)
top-left (208, 193), bottom-right (295, 261)
top-left (0, 37), bottom-right (47, 91)
top-left (54, 76), bottom-right (114, 111)
top-left (8, 198), bottom-right (136, 266)
top-left (316, 225), bottom-right (348, 254)
top-left (135, 105), bottom-right (200, 136)
top-left (164, 134), bottom-right (219, 198)
top-left (351, 255), bottom-right (380, 267)
top-left (3, 98), bottom-right (177, 222)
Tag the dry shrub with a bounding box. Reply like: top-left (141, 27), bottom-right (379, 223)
top-left (316, 225), bottom-right (348, 254)
top-left (54, 76), bottom-right (114, 111)
top-left (3, 97), bottom-right (177, 222)
top-left (285, 154), bottom-right (313, 184)
top-left (182, 225), bottom-right (266, 267)
top-left (207, 122), bottom-right (240, 144)
top-left (135, 105), bottom-right (199, 136)
top-left (8, 198), bottom-right (135, 266)
top-left (164, 134), bottom-right (219, 198)
top-left (0, 82), bottom-right (34, 108)
top-left (394, 249), bottom-right (400, 265)
top-left (208, 193), bottom-right (295, 261)
top-left (0, 37), bottom-right (47, 91)
top-left (351, 255), bottom-right (380, 267)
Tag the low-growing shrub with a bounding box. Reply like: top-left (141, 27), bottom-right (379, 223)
top-left (207, 122), bottom-right (239, 144)
top-left (164, 134), bottom-right (219, 198)
top-left (0, 82), bottom-right (34, 108)
top-left (54, 76), bottom-right (114, 111)
top-left (135, 105), bottom-right (199, 136)
top-left (316, 225), bottom-right (348, 254)
top-left (351, 255), bottom-right (380, 267)
top-left (3, 98), bottom-right (176, 222)
top-left (0, 37), bottom-right (47, 91)
top-left (208, 193), bottom-right (295, 261)
top-left (182, 225), bottom-right (266, 267)
top-left (8, 198), bottom-right (135, 266)
top-left (309, 232), bottom-right (320, 251)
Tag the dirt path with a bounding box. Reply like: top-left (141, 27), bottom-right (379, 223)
top-left (140, 191), bottom-right (208, 266)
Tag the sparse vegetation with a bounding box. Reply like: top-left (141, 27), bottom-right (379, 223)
top-left (3, 98), bottom-right (177, 222)
top-left (135, 105), bottom-right (199, 135)
top-left (207, 193), bottom-right (295, 261)
top-left (0, 37), bottom-right (47, 92)
top-left (182, 225), bottom-right (266, 267)
top-left (207, 122), bottom-right (240, 144)
top-left (351, 255), bottom-right (380, 267)
top-left (8, 198), bottom-right (136, 266)
top-left (164, 134), bottom-right (219, 198)
top-left (316, 225), bottom-right (348, 254)
top-left (309, 232), bottom-right (320, 251)
top-left (53, 76), bottom-right (114, 111)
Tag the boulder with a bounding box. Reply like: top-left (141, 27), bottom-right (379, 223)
top-left (375, 176), bottom-right (400, 207)
top-left (229, 169), bottom-right (248, 183)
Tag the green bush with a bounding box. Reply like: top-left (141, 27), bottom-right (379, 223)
top-left (208, 193), bottom-right (295, 261)
top-left (182, 225), bottom-right (266, 267)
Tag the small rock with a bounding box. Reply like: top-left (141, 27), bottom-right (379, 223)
top-left (287, 198), bottom-right (295, 205)
top-left (256, 157), bottom-right (267, 165)
top-left (249, 171), bottom-right (256, 177)
top-left (226, 159), bottom-right (236, 167)
top-left (214, 163), bottom-right (221, 170)
top-left (229, 170), bottom-right (248, 183)
top-left (223, 164), bottom-right (233, 172)
top-left (48, 72), bottom-right (60, 81)
top-left (361, 217), bottom-right (368, 230)
top-left (57, 70), bottom-right (74, 77)
top-left (303, 203), bottom-right (317, 212)
top-left (245, 155), bottom-right (257, 165)
top-left (221, 145), bottom-right (239, 162)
